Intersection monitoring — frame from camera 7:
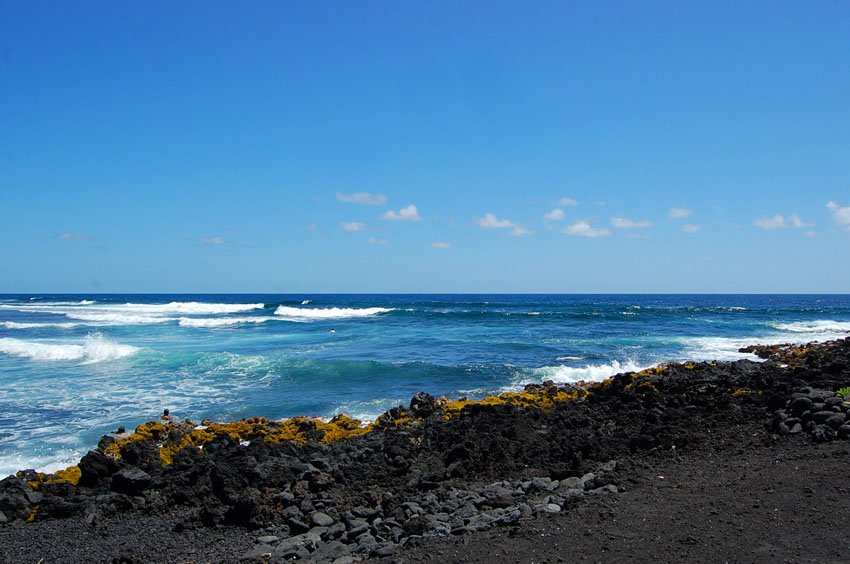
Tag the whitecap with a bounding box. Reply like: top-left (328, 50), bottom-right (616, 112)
top-left (0, 334), bottom-right (139, 363)
top-left (774, 320), bottom-right (850, 334)
top-left (512, 359), bottom-right (650, 388)
top-left (178, 316), bottom-right (275, 328)
top-left (3, 321), bottom-right (84, 329)
top-left (63, 312), bottom-right (173, 325)
top-left (274, 306), bottom-right (394, 320)
top-left (0, 449), bottom-right (84, 477)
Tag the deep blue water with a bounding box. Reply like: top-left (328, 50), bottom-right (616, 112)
top-left (1, 294), bottom-right (850, 475)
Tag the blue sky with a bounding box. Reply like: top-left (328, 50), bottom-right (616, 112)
top-left (1, 1), bottom-right (849, 293)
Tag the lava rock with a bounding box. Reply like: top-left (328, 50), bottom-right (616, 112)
top-left (111, 468), bottom-right (153, 496)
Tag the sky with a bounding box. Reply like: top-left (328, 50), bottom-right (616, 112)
top-left (1, 1), bottom-right (849, 293)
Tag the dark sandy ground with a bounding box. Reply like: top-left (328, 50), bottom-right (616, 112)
top-left (383, 422), bottom-right (850, 564)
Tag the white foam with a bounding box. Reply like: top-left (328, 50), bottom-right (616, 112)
top-left (774, 320), bottom-right (850, 334)
top-left (0, 449), bottom-right (84, 477)
top-left (3, 321), bottom-right (84, 329)
top-left (178, 316), bottom-right (275, 328)
top-left (138, 301), bottom-right (265, 314)
top-left (301, 300), bottom-right (311, 305)
top-left (516, 359), bottom-right (649, 387)
top-left (63, 312), bottom-right (173, 325)
top-left (0, 334), bottom-right (139, 363)
top-left (274, 306), bottom-right (394, 319)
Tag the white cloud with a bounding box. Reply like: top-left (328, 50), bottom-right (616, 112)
top-left (563, 221), bottom-right (611, 238)
top-left (340, 221), bottom-right (366, 232)
top-left (827, 201), bottom-right (850, 231)
top-left (307, 224), bottom-right (318, 232)
top-left (58, 232), bottom-right (89, 241)
top-left (432, 241), bottom-right (451, 248)
top-left (382, 204), bottom-right (421, 221)
top-left (611, 217), bottom-right (651, 229)
top-left (200, 236), bottom-right (226, 245)
top-left (669, 208), bottom-right (692, 219)
top-left (543, 208), bottom-right (565, 222)
top-left (367, 237), bottom-right (389, 245)
top-left (559, 197), bottom-right (578, 207)
top-left (788, 214), bottom-right (813, 228)
top-left (477, 213), bottom-right (515, 229)
top-left (754, 213), bottom-right (814, 230)
top-left (336, 192), bottom-right (387, 205)
top-left (682, 223), bottom-right (701, 233)
top-left (476, 213), bottom-right (532, 236)
top-left (754, 214), bottom-right (787, 230)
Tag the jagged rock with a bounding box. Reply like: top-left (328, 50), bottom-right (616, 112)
top-left (78, 450), bottom-right (122, 488)
top-left (0, 476), bottom-right (34, 521)
top-left (111, 468), bottom-right (152, 496)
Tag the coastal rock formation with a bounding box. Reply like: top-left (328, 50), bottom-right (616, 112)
top-left (1, 338), bottom-right (849, 562)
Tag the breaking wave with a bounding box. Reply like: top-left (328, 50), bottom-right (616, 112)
top-left (774, 320), bottom-right (850, 334)
top-left (515, 359), bottom-right (649, 387)
top-left (178, 316), bottom-right (276, 328)
top-left (3, 321), bottom-right (83, 329)
top-left (274, 306), bottom-right (394, 320)
top-left (0, 334), bottom-right (139, 364)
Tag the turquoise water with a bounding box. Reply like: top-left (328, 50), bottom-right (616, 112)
top-left (1, 294), bottom-right (850, 475)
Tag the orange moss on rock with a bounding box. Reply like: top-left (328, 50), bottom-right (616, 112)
top-left (18, 465), bottom-right (82, 490)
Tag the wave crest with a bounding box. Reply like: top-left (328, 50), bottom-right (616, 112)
top-left (274, 306), bottom-right (394, 319)
top-left (0, 334), bottom-right (139, 363)
top-left (178, 316), bottom-right (274, 328)
top-left (774, 320), bottom-right (850, 334)
top-left (517, 359), bottom-right (649, 387)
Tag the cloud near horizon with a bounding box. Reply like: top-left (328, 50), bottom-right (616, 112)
top-left (543, 208), bottom-right (565, 222)
top-left (200, 236), bottom-right (226, 245)
top-left (367, 237), bottom-right (389, 245)
top-left (57, 232), bottom-right (90, 241)
top-left (432, 241), bottom-right (451, 248)
top-left (336, 192), bottom-right (387, 205)
top-left (754, 213), bottom-right (813, 230)
top-left (382, 204), bottom-right (421, 221)
top-left (340, 221), bottom-right (366, 232)
top-left (611, 217), bottom-right (651, 229)
top-left (682, 223), bottom-right (701, 233)
top-left (559, 197), bottom-right (578, 207)
top-left (669, 208), bottom-right (692, 219)
top-left (563, 221), bottom-right (611, 238)
top-left (477, 213), bottom-right (532, 237)
top-left (827, 201), bottom-right (850, 231)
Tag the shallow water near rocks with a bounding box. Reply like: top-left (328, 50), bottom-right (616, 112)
top-left (1, 293), bottom-right (849, 474)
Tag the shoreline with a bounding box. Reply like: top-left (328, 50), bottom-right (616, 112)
top-left (1, 337), bottom-right (849, 562)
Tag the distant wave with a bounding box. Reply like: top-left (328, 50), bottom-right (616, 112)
top-left (0, 334), bottom-right (138, 363)
top-left (274, 306), bottom-right (394, 320)
top-left (135, 302), bottom-right (265, 314)
top-left (3, 321), bottom-right (84, 329)
top-left (178, 316), bottom-right (276, 328)
top-left (774, 320), bottom-right (850, 334)
top-left (0, 301), bottom-right (266, 326)
top-left (63, 312), bottom-right (173, 325)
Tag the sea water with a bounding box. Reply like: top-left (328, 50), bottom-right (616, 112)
top-left (1, 294), bottom-right (849, 476)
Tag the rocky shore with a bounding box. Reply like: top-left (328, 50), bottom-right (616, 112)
top-left (1, 338), bottom-right (850, 563)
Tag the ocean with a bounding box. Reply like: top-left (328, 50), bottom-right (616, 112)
top-left (1, 294), bottom-right (850, 476)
